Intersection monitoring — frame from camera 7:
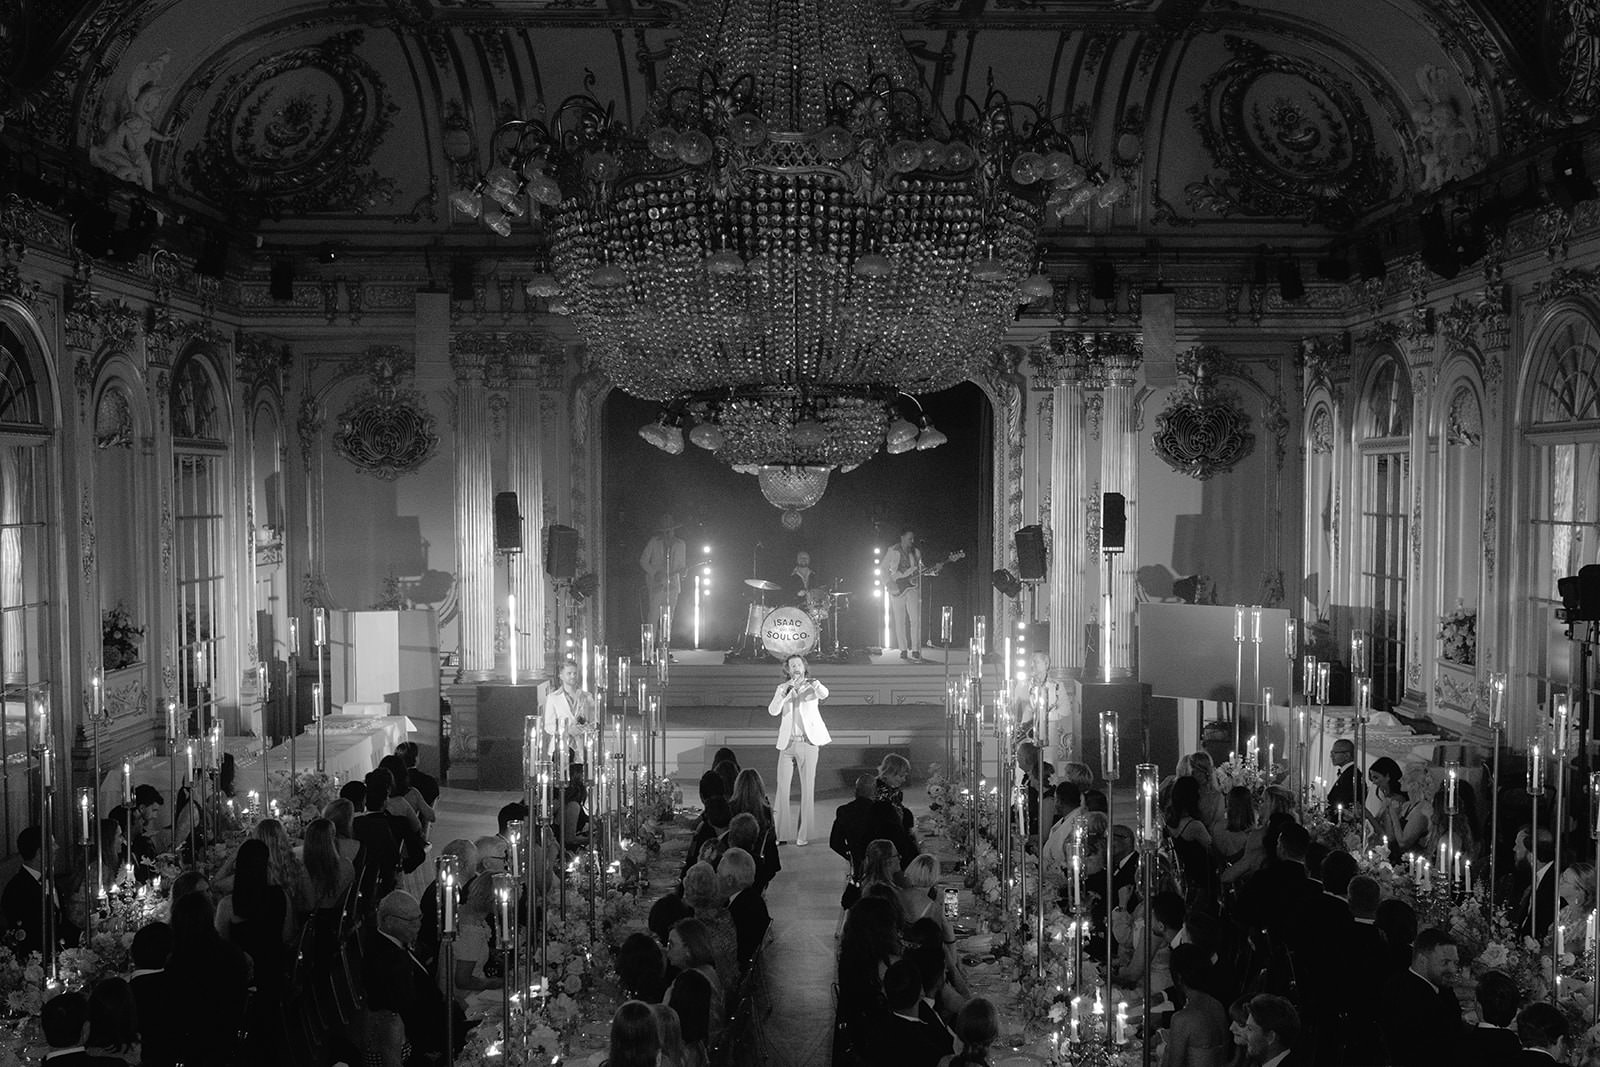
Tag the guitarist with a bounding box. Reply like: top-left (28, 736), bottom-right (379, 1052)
top-left (884, 527), bottom-right (925, 660)
top-left (638, 513), bottom-right (687, 639)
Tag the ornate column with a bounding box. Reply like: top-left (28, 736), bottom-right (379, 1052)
top-left (505, 339), bottom-right (546, 681)
top-left (1403, 325), bottom-right (1436, 702)
top-left (1099, 335), bottom-right (1143, 680)
top-left (1044, 334), bottom-right (1102, 762)
top-left (450, 336), bottom-right (501, 682)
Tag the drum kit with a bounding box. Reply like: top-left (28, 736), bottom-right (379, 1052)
top-left (734, 577), bottom-right (853, 659)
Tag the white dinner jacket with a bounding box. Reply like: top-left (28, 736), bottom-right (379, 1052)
top-left (767, 679), bottom-right (832, 748)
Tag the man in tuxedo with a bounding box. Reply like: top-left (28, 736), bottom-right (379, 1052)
top-left (352, 770), bottom-right (409, 902)
top-left (1, 826), bottom-right (75, 956)
top-left (1380, 927), bottom-right (1461, 1066)
top-left (396, 741), bottom-right (440, 808)
top-left (1240, 821), bottom-right (1320, 945)
top-left (853, 959), bottom-right (951, 1067)
top-left (1108, 825), bottom-right (1139, 911)
top-left (1325, 739), bottom-right (1365, 821)
top-left (1242, 994), bottom-right (1302, 1067)
top-left (829, 773), bottom-right (915, 891)
top-left (1293, 849), bottom-right (1357, 1054)
top-left (362, 890), bottom-right (449, 1066)
top-left (721, 848), bottom-right (770, 970)
top-left (38, 990), bottom-right (124, 1067)
top-left (909, 944), bottom-right (958, 1044)
top-left (1513, 826), bottom-right (1558, 941)
top-left (1455, 968), bottom-right (1522, 1067)
top-left (1515, 1000), bottom-right (1569, 1064)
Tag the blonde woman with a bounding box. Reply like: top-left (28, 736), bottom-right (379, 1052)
top-left (897, 854), bottom-right (970, 998)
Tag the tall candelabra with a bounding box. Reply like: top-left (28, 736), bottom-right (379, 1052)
top-left (32, 697), bottom-right (56, 976)
top-left (1135, 763), bottom-right (1160, 1067)
top-left (1488, 672), bottom-right (1507, 908)
top-left (313, 607), bottom-right (328, 772)
top-left (437, 854), bottom-right (460, 1059)
top-left (1100, 710), bottom-right (1119, 1055)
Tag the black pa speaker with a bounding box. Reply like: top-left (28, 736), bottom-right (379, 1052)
top-left (1015, 525), bottom-right (1046, 581)
top-left (545, 524), bottom-right (579, 580)
top-left (1101, 492), bottom-right (1126, 552)
top-left (494, 492), bottom-right (523, 553)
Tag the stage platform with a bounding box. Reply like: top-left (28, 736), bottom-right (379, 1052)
top-left (660, 647), bottom-right (978, 708)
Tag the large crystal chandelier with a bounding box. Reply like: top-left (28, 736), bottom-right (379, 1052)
top-left (452, 0), bottom-right (1119, 510)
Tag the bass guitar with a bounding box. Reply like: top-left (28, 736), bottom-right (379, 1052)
top-left (889, 550), bottom-right (966, 595)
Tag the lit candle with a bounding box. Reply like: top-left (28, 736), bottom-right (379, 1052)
top-left (1316, 663), bottom-right (1330, 705)
top-left (1250, 606), bottom-right (1262, 644)
top-left (1336, 803), bottom-right (1344, 824)
top-left (78, 790), bottom-right (91, 842)
top-left (1286, 618), bottom-right (1298, 659)
top-left (1115, 1002), bottom-right (1129, 1045)
top-left (1268, 743), bottom-right (1275, 769)
top-left (617, 656), bottom-right (630, 697)
top-left (1356, 677), bottom-right (1370, 710)
top-left (974, 616), bottom-right (987, 651)
top-left (1233, 605), bottom-right (1244, 642)
top-left (92, 674), bottom-right (102, 719)
top-left (288, 617), bottom-right (300, 657)
top-left (1070, 996), bottom-right (1082, 1043)
top-left (941, 607), bottom-right (953, 645)
top-left (1303, 657), bottom-right (1317, 694)
top-left (1489, 672), bottom-right (1507, 728)
top-left (1445, 763), bottom-right (1460, 813)
top-left (1464, 858), bottom-right (1471, 896)
top-left (313, 607), bottom-right (327, 647)
top-left (122, 761), bottom-right (132, 805)
top-left (1351, 631), bottom-right (1365, 674)
top-left (312, 682), bottom-right (323, 721)
top-left (185, 743), bottom-right (194, 783)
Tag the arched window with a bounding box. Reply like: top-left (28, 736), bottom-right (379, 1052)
top-left (171, 352), bottom-right (228, 735)
top-left (0, 317), bottom-right (55, 849)
top-left (1524, 314), bottom-right (1600, 711)
top-left (1359, 356), bottom-right (1412, 709)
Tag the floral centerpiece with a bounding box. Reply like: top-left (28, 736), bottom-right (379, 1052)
top-left (924, 762), bottom-right (995, 852)
top-left (1438, 604), bottom-right (1477, 666)
top-left (265, 768), bottom-right (341, 830)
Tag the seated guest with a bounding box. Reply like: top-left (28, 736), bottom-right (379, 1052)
top-left (1241, 995), bottom-right (1300, 1067)
top-left (167, 870), bottom-right (209, 906)
top-left (339, 780), bottom-right (367, 810)
top-left (725, 810), bottom-right (778, 890)
top-left (1380, 927), bottom-right (1461, 1066)
top-left (852, 959), bottom-right (950, 1067)
top-left (1375, 897), bottom-right (1419, 978)
top-left (618, 931), bottom-right (670, 1003)
top-left (836, 896), bottom-right (900, 1041)
top-left (681, 864), bottom-right (738, 1000)
top-left (667, 918), bottom-right (725, 1048)
top-left (1515, 1000), bottom-right (1569, 1065)
top-left (665, 968), bottom-right (713, 1067)
top-left (322, 798), bottom-right (364, 865)
top-left (126, 924), bottom-right (172, 1067)
top-left (418, 838), bottom-right (478, 974)
top-left (164, 892), bottom-right (252, 1067)
top-left (1165, 777), bottom-right (1215, 903)
top-left (353, 770), bottom-right (405, 900)
top-left (106, 785), bottom-right (164, 883)
top-left (947, 997), bottom-right (1000, 1067)
top-left (907, 941), bottom-right (960, 1032)
top-left (896, 855), bottom-right (969, 998)
top-left (652, 1002), bottom-right (690, 1067)
top-left (1455, 968), bottom-right (1522, 1067)
top-left (439, 870), bottom-right (504, 1013)
top-left (1117, 890), bottom-right (1182, 995)
top-left (38, 990), bottom-right (124, 1067)
top-left (2, 826), bottom-right (75, 956)
top-left (214, 839), bottom-right (293, 994)
top-left (1513, 826), bottom-right (1558, 942)
top-left (1211, 787), bottom-right (1253, 866)
top-left (379, 753), bottom-right (436, 838)
top-left (1042, 782), bottom-right (1084, 888)
top-left (603, 1000), bottom-right (660, 1067)
top-left (720, 848), bottom-right (769, 969)
top-left (712, 759), bottom-right (739, 800)
top-left (361, 890), bottom-right (448, 1067)
top-left (649, 888), bottom-right (695, 945)
top-left (302, 817), bottom-right (356, 912)
top-left (682, 797), bottom-right (732, 879)
top-left (85, 977), bottom-right (139, 1064)
top-left (1161, 944), bottom-right (1229, 1067)
top-left (395, 741), bottom-right (440, 808)
top-left (1239, 821), bottom-right (1318, 945)
top-left (169, 786), bottom-right (209, 862)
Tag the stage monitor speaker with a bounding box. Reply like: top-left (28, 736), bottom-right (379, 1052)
top-left (1101, 492), bottom-right (1126, 551)
top-left (476, 684), bottom-right (539, 790)
top-left (1015, 525), bottom-right (1046, 581)
top-left (494, 492), bottom-right (523, 553)
top-left (545, 524), bottom-right (579, 579)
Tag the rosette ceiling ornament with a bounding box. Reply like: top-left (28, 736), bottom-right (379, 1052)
top-left (452, 0), bottom-right (1120, 510)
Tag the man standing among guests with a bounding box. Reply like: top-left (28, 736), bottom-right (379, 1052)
top-left (395, 741), bottom-right (439, 808)
top-left (1325, 738), bottom-right (1365, 821)
top-left (540, 660), bottom-right (593, 764)
top-left (1, 826), bottom-right (74, 956)
top-left (830, 773), bottom-right (914, 897)
top-left (1380, 927), bottom-right (1461, 1066)
top-left (768, 653), bottom-right (830, 846)
top-left (1242, 995), bottom-right (1302, 1067)
top-left (1514, 826), bottom-right (1558, 941)
top-left (1455, 968), bottom-right (1522, 1067)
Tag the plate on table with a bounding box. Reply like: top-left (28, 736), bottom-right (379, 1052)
top-left (994, 1055), bottom-right (1049, 1067)
top-left (952, 922), bottom-right (977, 936)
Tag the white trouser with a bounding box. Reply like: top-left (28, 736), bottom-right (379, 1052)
top-left (889, 589), bottom-right (921, 651)
top-left (774, 740), bottom-right (820, 843)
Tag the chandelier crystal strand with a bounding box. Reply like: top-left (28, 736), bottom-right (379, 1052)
top-left (460, 0), bottom-right (1111, 506)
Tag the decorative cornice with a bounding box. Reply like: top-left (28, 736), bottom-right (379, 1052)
top-left (1532, 266), bottom-right (1600, 309)
top-left (235, 332), bottom-right (293, 390)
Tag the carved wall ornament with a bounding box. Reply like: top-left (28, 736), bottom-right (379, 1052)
top-left (1186, 37), bottom-right (1396, 223)
top-left (180, 31), bottom-right (400, 218)
top-left (297, 391), bottom-right (326, 469)
top-left (80, 487), bottom-right (96, 582)
top-left (88, 49), bottom-right (178, 190)
top-left (331, 346), bottom-right (439, 480)
top-left (1535, 202), bottom-right (1576, 260)
top-left (1446, 386), bottom-right (1483, 446)
top-left (1533, 266), bottom-right (1600, 308)
top-left (1085, 393), bottom-right (1104, 441)
top-left (1151, 358), bottom-right (1256, 481)
top-left (1409, 66), bottom-right (1485, 192)
top-left (1309, 407), bottom-right (1335, 455)
top-left (235, 332), bottom-right (292, 390)
top-left (159, 489), bottom-right (172, 575)
top-left (95, 386), bottom-right (135, 449)
top-left (1482, 475), bottom-right (1497, 578)
top-left (1300, 334), bottom-right (1349, 391)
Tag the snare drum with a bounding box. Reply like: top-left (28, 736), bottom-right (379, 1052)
top-left (803, 589), bottom-right (831, 622)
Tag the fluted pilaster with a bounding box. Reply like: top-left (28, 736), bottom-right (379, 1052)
top-left (451, 355), bottom-right (497, 680)
top-left (508, 382), bottom-right (544, 680)
top-left (1100, 337), bottom-right (1142, 680)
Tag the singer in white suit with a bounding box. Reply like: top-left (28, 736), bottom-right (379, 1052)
top-left (768, 653), bottom-right (831, 845)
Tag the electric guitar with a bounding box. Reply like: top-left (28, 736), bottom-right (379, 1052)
top-left (889, 550), bottom-right (966, 595)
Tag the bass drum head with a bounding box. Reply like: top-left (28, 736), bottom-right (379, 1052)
top-left (761, 605), bottom-right (818, 659)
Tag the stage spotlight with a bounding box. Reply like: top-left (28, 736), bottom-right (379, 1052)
top-left (991, 569), bottom-right (1022, 598)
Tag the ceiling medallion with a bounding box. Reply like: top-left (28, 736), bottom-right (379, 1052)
top-left (332, 347), bottom-right (438, 481)
top-left (451, 0), bottom-right (1120, 509)
top-left (1151, 352), bottom-right (1255, 481)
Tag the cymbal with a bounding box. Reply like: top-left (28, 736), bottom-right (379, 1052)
top-left (744, 578), bottom-right (781, 591)
top-left (829, 590), bottom-right (854, 596)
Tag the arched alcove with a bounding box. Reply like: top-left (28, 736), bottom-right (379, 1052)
top-left (1356, 351), bottom-right (1413, 709)
top-left (170, 348), bottom-right (230, 735)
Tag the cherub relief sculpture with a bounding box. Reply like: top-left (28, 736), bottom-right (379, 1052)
top-left (1410, 65), bottom-right (1483, 191)
top-left (89, 51), bottom-right (177, 189)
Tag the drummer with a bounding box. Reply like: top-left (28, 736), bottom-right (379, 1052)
top-left (789, 551), bottom-right (818, 602)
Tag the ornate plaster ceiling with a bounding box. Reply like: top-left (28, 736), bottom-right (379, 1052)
top-left (2, 0), bottom-right (1595, 241)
